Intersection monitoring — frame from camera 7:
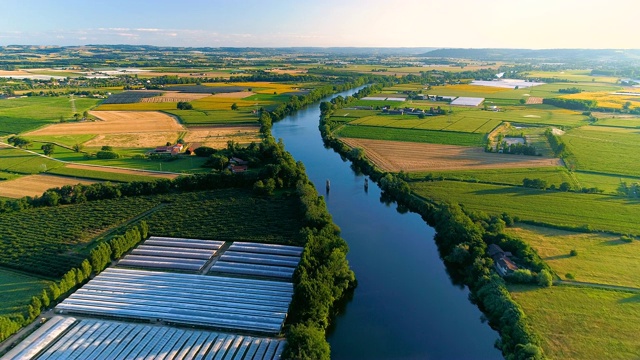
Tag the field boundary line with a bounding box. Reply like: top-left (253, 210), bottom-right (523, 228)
top-left (555, 280), bottom-right (640, 293)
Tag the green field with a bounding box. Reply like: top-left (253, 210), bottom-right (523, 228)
top-left (47, 166), bottom-right (159, 183)
top-left (564, 126), bottom-right (640, 177)
top-left (22, 134), bottom-right (96, 148)
top-left (348, 114), bottom-right (501, 134)
top-left (409, 167), bottom-right (573, 187)
top-left (0, 268), bottom-right (51, 317)
top-left (524, 70), bottom-right (620, 84)
top-left (337, 125), bottom-right (486, 146)
top-left (0, 171), bottom-right (21, 181)
top-left (165, 109), bottom-right (259, 126)
top-left (594, 117), bottom-right (640, 128)
top-left (144, 189), bottom-right (306, 245)
top-left (573, 171), bottom-right (640, 195)
top-left (509, 285), bottom-right (640, 360)
top-left (0, 97), bottom-right (101, 134)
top-left (410, 180), bottom-right (640, 234)
top-left (0, 147), bottom-right (65, 174)
top-left (506, 225), bottom-right (640, 288)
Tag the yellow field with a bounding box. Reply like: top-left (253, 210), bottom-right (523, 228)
top-left (183, 125), bottom-right (261, 148)
top-left (191, 97), bottom-right (263, 110)
top-left (561, 90), bottom-right (640, 109)
top-left (25, 111), bottom-right (184, 135)
top-left (84, 132), bottom-right (179, 148)
top-left (0, 174), bottom-right (96, 198)
top-left (230, 82), bottom-right (301, 94)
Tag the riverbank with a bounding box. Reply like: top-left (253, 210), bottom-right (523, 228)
top-left (318, 86), bottom-right (547, 359)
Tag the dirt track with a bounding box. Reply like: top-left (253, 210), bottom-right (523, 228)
top-left (341, 138), bottom-right (561, 172)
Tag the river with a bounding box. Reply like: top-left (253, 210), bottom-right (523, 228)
top-left (271, 88), bottom-right (502, 359)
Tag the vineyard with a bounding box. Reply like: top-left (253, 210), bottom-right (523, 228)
top-left (144, 189), bottom-right (306, 245)
top-left (0, 196), bottom-right (161, 277)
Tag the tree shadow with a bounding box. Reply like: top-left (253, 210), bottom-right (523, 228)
top-left (472, 187), bottom-right (540, 196)
top-left (601, 239), bottom-right (626, 246)
top-left (543, 254), bottom-right (572, 261)
top-left (618, 294), bottom-right (640, 304)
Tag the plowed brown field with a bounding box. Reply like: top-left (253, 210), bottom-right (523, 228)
top-left (341, 138), bottom-right (561, 172)
top-left (526, 97), bottom-right (544, 104)
top-left (0, 174), bottom-right (96, 198)
top-left (25, 111), bottom-right (185, 135)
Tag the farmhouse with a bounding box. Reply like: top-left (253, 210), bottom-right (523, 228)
top-left (488, 244), bottom-right (519, 276)
top-left (153, 143), bottom-right (183, 156)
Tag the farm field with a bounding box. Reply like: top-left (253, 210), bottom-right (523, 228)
top-left (182, 125), bottom-right (261, 148)
top-left (0, 196), bottom-right (161, 277)
top-left (336, 125), bottom-right (486, 146)
top-left (0, 146), bottom-right (64, 174)
top-left (20, 134), bottom-right (95, 148)
top-left (0, 97), bottom-right (101, 135)
top-left (0, 268), bottom-right (51, 318)
top-left (165, 109), bottom-right (260, 125)
top-left (347, 114), bottom-right (502, 134)
top-left (524, 70), bottom-right (620, 83)
top-left (509, 285), bottom-right (640, 360)
top-left (594, 115), bottom-right (640, 128)
top-left (24, 111), bottom-right (185, 136)
top-left (563, 126), bottom-right (640, 177)
top-left (144, 189), bottom-right (306, 245)
top-left (47, 166), bottom-right (161, 182)
top-left (409, 167), bottom-right (573, 187)
top-left (139, 91), bottom-right (212, 102)
top-left (573, 171), bottom-right (640, 195)
top-left (410, 180), bottom-right (640, 235)
top-left (0, 174), bottom-right (96, 198)
top-left (562, 90), bottom-right (640, 109)
top-left (83, 131), bottom-right (178, 148)
top-left (341, 138), bottom-right (561, 172)
top-left (505, 224), bottom-right (640, 288)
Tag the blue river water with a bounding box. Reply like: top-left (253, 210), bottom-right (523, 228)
top-left (272, 88), bottom-right (502, 359)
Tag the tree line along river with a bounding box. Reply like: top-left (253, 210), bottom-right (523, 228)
top-left (271, 88), bottom-right (502, 359)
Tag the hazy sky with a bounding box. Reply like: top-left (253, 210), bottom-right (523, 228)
top-left (1, 0), bottom-right (638, 48)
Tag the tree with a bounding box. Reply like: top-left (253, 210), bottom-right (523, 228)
top-left (72, 143), bottom-right (84, 153)
top-left (231, 102), bottom-right (238, 111)
top-left (537, 269), bottom-right (552, 287)
top-left (177, 101), bottom-right (193, 110)
top-left (7, 136), bottom-right (30, 149)
top-left (283, 323), bottom-right (330, 360)
top-left (73, 113), bottom-right (80, 121)
top-left (623, 101), bottom-right (632, 111)
top-left (519, 99), bottom-right (526, 104)
top-left (82, 110), bottom-right (89, 119)
top-left (41, 143), bottom-right (55, 156)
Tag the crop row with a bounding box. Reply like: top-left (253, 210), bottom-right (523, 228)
top-left (0, 197), bottom-right (160, 277)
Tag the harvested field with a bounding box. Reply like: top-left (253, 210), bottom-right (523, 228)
top-left (0, 174), bottom-right (96, 198)
top-left (65, 163), bottom-right (181, 179)
top-left (24, 111), bottom-right (185, 135)
top-left (140, 91), bottom-right (211, 102)
top-left (526, 97), bottom-right (544, 104)
top-left (184, 125), bottom-right (261, 148)
top-left (84, 132), bottom-right (179, 148)
top-left (341, 138), bottom-right (561, 172)
top-left (209, 91), bottom-right (255, 99)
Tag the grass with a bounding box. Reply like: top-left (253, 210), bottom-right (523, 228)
top-left (410, 180), bottom-right (640, 235)
top-left (0, 268), bottom-right (51, 317)
top-left (594, 117), bottom-right (640, 128)
top-left (47, 166), bottom-right (160, 183)
top-left (573, 171), bottom-right (640, 195)
top-left (0, 171), bottom-right (21, 181)
top-left (165, 109), bottom-right (259, 126)
top-left (347, 114), bottom-right (502, 134)
top-left (509, 285), bottom-right (640, 360)
top-left (22, 134), bottom-right (96, 147)
top-left (47, 147), bottom-right (209, 173)
top-left (505, 224), bottom-right (640, 288)
top-left (524, 69), bottom-right (620, 84)
top-left (0, 147), bottom-right (65, 174)
top-left (0, 97), bottom-right (101, 134)
top-left (563, 126), bottom-right (640, 177)
top-left (336, 125), bottom-right (486, 146)
top-left (409, 167), bottom-right (573, 187)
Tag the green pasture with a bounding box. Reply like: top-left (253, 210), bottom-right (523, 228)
top-left (0, 268), bottom-right (51, 317)
top-left (47, 166), bottom-right (159, 183)
top-left (165, 109), bottom-right (259, 126)
top-left (23, 134), bottom-right (95, 148)
top-left (506, 224), bottom-right (640, 288)
top-left (594, 116), bottom-right (640, 128)
top-left (333, 109), bottom-right (379, 117)
top-left (410, 167), bottom-right (573, 187)
top-left (573, 171), bottom-right (640, 195)
top-left (0, 171), bottom-right (21, 181)
top-left (524, 69), bottom-right (620, 84)
top-left (0, 97), bottom-right (100, 134)
top-left (563, 126), bottom-right (640, 177)
top-left (410, 180), bottom-right (640, 235)
top-left (336, 125), bottom-right (485, 146)
top-left (348, 113), bottom-right (501, 134)
top-left (509, 285), bottom-right (640, 360)
top-left (0, 147), bottom-right (64, 174)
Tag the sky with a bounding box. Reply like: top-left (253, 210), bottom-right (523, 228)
top-left (1, 0), bottom-right (639, 49)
